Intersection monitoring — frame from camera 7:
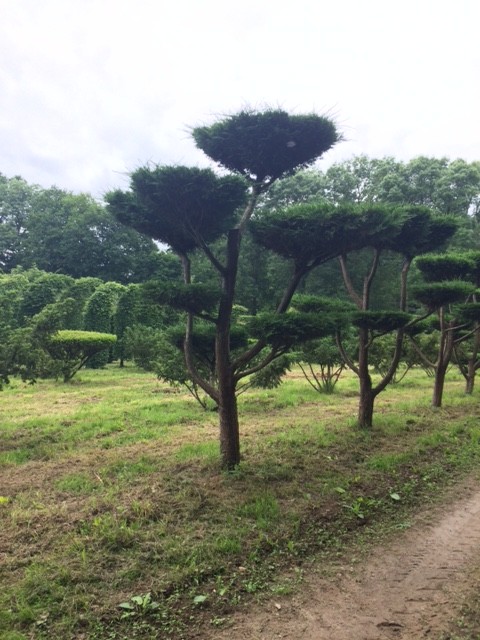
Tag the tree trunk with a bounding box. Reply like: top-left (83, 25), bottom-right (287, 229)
top-left (357, 327), bottom-right (374, 428)
top-left (465, 360), bottom-right (476, 394)
top-left (464, 325), bottom-right (480, 394)
top-left (358, 372), bottom-right (375, 428)
top-left (216, 323), bottom-right (241, 469)
top-left (218, 375), bottom-right (240, 469)
top-left (432, 312), bottom-right (454, 408)
top-left (432, 363), bottom-right (448, 407)
top-left (216, 228), bottom-right (242, 470)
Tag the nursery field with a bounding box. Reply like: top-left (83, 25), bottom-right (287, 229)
top-left (1, 365), bottom-right (480, 640)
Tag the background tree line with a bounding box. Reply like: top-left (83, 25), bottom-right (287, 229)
top-left (0, 173), bottom-right (181, 283)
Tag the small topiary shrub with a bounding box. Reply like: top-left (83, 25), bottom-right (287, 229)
top-left (45, 330), bottom-right (117, 382)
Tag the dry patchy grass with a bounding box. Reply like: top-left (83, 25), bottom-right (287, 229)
top-left (0, 365), bottom-right (479, 639)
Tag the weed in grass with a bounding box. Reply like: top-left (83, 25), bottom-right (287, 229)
top-left (244, 457), bottom-right (296, 482)
top-left (214, 535), bottom-right (242, 555)
top-left (102, 456), bottom-right (158, 481)
top-left (55, 472), bottom-right (99, 495)
top-left (270, 583), bottom-right (293, 596)
top-left (175, 441), bottom-right (218, 463)
top-left (81, 513), bottom-right (140, 551)
top-left (118, 592), bottom-right (160, 619)
top-left (366, 451), bottom-right (413, 472)
top-left (213, 574), bottom-right (234, 598)
top-left (238, 492), bottom-right (280, 530)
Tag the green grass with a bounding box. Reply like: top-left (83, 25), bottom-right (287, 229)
top-left (1, 364), bottom-right (480, 639)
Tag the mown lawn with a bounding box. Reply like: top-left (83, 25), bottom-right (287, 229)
top-left (1, 365), bottom-right (480, 640)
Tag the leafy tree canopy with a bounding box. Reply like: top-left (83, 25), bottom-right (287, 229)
top-left (106, 166), bottom-right (248, 255)
top-left (248, 311), bottom-right (342, 349)
top-left (351, 310), bottom-right (412, 332)
top-left (142, 281), bottom-right (220, 316)
top-left (192, 109), bottom-right (340, 186)
top-left (412, 280), bottom-right (475, 310)
top-left (415, 253), bottom-right (475, 282)
top-left (251, 203), bottom-right (405, 268)
top-left (381, 206), bottom-right (458, 258)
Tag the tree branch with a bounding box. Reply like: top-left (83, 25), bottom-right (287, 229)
top-left (232, 266), bottom-right (306, 372)
top-left (184, 312), bottom-right (219, 403)
top-left (237, 184), bottom-right (261, 231)
top-left (407, 335), bottom-right (435, 370)
top-left (234, 346), bottom-right (287, 383)
top-left (339, 255), bottom-right (362, 308)
top-left (195, 233), bottom-right (226, 275)
top-left (179, 253), bottom-right (219, 403)
top-left (336, 331), bottom-right (359, 375)
top-left (363, 248), bottom-right (380, 310)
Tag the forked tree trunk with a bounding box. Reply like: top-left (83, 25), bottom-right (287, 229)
top-left (432, 312), bottom-right (454, 408)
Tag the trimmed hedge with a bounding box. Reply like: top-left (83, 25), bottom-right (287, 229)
top-left (45, 330), bottom-right (117, 381)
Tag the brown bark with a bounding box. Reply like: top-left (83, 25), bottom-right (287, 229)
top-left (464, 322), bottom-right (480, 394)
top-left (465, 363), bottom-right (475, 394)
top-left (357, 327), bottom-right (374, 428)
top-left (218, 375), bottom-right (241, 469)
top-left (431, 309), bottom-right (454, 408)
top-left (432, 362), bottom-right (448, 407)
top-left (358, 381), bottom-right (375, 429)
top-left (214, 229), bottom-right (242, 468)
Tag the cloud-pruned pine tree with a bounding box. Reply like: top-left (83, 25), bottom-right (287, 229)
top-left (107, 108), bottom-right (340, 469)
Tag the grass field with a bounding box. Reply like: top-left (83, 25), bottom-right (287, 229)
top-left (1, 365), bottom-right (480, 640)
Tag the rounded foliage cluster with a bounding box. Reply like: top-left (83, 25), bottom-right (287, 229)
top-left (352, 311), bottom-right (411, 332)
top-left (106, 166), bottom-right (247, 254)
top-left (192, 110), bottom-right (339, 184)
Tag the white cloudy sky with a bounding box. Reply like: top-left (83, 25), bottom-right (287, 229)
top-left (1, 0), bottom-right (479, 197)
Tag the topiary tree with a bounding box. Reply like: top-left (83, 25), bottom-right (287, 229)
top-left (334, 206), bottom-right (458, 426)
top-left (0, 295), bottom-right (85, 386)
top-left (0, 325), bottom-right (42, 387)
top-left (84, 282), bottom-right (125, 368)
top-left (17, 271), bottom-right (74, 321)
top-left (292, 337), bottom-right (349, 394)
top-left (450, 251), bottom-right (480, 393)
top-left (44, 330), bottom-right (117, 382)
top-left (411, 252), bottom-right (479, 404)
top-left (107, 108), bottom-right (340, 469)
top-left (60, 277), bottom-right (103, 329)
top-left (115, 284), bottom-right (141, 368)
top-left (287, 295), bottom-right (355, 393)
top-left (253, 202), bottom-right (458, 427)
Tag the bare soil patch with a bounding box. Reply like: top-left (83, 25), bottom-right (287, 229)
top-left (205, 477), bottom-right (480, 640)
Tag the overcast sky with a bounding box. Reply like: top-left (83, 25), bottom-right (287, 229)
top-left (1, 0), bottom-right (479, 197)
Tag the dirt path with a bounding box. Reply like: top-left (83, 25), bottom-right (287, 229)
top-left (206, 479), bottom-right (480, 639)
